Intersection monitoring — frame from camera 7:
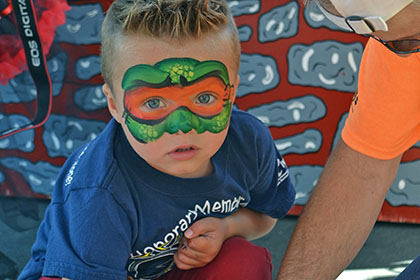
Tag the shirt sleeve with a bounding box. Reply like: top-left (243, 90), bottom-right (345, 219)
top-left (246, 123), bottom-right (296, 218)
top-left (42, 187), bottom-right (132, 280)
top-left (342, 38), bottom-right (420, 159)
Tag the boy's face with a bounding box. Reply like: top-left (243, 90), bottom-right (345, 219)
top-left (103, 32), bottom-right (239, 178)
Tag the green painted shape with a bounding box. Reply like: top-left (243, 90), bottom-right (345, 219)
top-left (125, 101), bottom-right (232, 143)
top-left (122, 65), bottom-right (169, 91)
top-left (121, 58), bottom-right (231, 91)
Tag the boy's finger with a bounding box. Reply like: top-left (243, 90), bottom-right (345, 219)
top-left (174, 250), bottom-right (204, 270)
top-left (186, 235), bottom-right (212, 251)
top-left (184, 217), bottom-right (217, 238)
top-left (179, 240), bottom-right (206, 259)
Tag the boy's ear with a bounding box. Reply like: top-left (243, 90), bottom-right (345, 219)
top-left (102, 83), bottom-right (122, 123)
top-left (232, 74), bottom-right (240, 103)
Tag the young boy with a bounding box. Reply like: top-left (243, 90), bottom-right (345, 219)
top-left (19, 0), bottom-right (295, 279)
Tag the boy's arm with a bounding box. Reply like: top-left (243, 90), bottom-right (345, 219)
top-left (277, 139), bottom-right (401, 280)
top-left (223, 207), bottom-right (277, 240)
top-left (174, 208), bottom-right (276, 270)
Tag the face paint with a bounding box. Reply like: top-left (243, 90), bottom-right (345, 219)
top-left (121, 58), bottom-right (234, 143)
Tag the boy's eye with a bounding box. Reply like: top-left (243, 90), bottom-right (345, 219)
top-left (145, 99), bottom-right (165, 109)
top-left (196, 94), bottom-right (215, 104)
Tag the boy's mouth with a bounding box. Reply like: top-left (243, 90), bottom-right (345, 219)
top-left (168, 145), bottom-right (199, 161)
top-left (175, 147), bottom-right (195, 152)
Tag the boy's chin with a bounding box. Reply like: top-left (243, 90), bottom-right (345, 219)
top-left (163, 162), bottom-right (213, 179)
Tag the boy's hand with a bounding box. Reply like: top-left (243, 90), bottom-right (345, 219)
top-left (174, 217), bottom-right (228, 270)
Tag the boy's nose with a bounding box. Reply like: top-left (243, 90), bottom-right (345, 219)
top-left (166, 108), bottom-right (195, 134)
top-left (176, 114), bottom-right (194, 134)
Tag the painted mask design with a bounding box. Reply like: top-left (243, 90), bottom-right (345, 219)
top-left (122, 58), bottom-right (234, 143)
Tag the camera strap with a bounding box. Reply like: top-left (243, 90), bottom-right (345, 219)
top-left (0, 0), bottom-right (52, 139)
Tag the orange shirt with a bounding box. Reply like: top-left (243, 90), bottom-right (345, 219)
top-left (342, 38), bottom-right (420, 160)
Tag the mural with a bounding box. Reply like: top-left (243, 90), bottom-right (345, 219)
top-left (1, 0), bottom-right (420, 228)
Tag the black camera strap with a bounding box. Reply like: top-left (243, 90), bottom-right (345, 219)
top-left (0, 0), bottom-right (52, 139)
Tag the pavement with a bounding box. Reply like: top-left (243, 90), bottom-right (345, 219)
top-left (0, 196), bottom-right (419, 280)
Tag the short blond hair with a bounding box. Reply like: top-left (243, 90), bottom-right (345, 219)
top-left (101, 0), bottom-right (240, 90)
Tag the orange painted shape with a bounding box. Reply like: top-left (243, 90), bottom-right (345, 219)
top-left (124, 77), bottom-right (231, 120)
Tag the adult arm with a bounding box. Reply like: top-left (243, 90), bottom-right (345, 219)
top-left (277, 138), bottom-right (402, 280)
top-left (174, 208), bottom-right (276, 269)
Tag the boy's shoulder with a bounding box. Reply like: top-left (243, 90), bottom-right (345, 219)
top-left (225, 108), bottom-right (277, 163)
top-left (52, 119), bottom-right (121, 201)
top-left (229, 108), bottom-right (274, 144)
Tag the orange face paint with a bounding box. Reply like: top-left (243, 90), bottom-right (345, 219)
top-left (125, 77), bottom-right (231, 121)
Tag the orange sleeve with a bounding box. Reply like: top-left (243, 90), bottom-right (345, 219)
top-left (342, 38), bottom-right (420, 160)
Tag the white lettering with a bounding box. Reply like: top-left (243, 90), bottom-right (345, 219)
top-left (179, 219), bottom-right (188, 232)
top-left (172, 225), bottom-right (180, 237)
top-left (24, 27), bottom-right (33, 37)
top-left (212, 201), bottom-right (221, 212)
top-left (133, 195), bottom-right (249, 259)
top-left (221, 199), bottom-right (232, 213)
top-left (164, 232), bottom-right (175, 244)
top-left (22, 15), bottom-right (30, 25)
top-left (153, 241), bottom-right (165, 250)
top-left (194, 200), bottom-right (211, 215)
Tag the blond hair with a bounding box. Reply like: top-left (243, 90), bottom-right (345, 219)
top-left (101, 0), bottom-right (240, 90)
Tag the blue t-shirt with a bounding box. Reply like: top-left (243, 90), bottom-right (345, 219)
top-left (19, 109), bottom-right (295, 280)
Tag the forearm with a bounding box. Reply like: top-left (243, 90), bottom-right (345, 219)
top-left (224, 207), bottom-right (277, 241)
top-left (277, 139), bottom-right (401, 280)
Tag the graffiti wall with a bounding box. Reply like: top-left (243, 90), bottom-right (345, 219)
top-left (1, 0), bottom-right (419, 223)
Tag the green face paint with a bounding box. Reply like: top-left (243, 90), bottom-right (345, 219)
top-left (122, 58), bottom-right (234, 143)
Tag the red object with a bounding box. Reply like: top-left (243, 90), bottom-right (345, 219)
top-left (38, 237), bottom-right (272, 280)
top-left (157, 237), bottom-right (272, 280)
top-left (0, 1), bottom-right (12, 19)
top-left (0, 0), bottom-right (70, 85)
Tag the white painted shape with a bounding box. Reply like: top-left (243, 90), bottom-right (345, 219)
top-left (331, 52), bottom-right (340, 64)
top-left (80, 60), bottom-right (91, 68)
top-left (66, 140), bottom-right (74, 150)
top-left (305, 141), bottom-right (316, 149)
top-left (266, 19), bottom-right (277, 32)
top-left (276, 141), bottom-right (293, 150)
top-left (0, 139), bottom-right (10, 149)
top-left (398, 179), bottom-right (406, 190)
top-left (96, 87), bottom-right (103, 97)
top-left (288, 7), bottom-right (296, 19)
top-left (248, 73), bottom-right (256, 81)
top-left (256, 116), bottom-right (270, 124)
top-left (51, 59), bottom-right (59, 72)
top-left (348, 51), bottom-right (358, 72)
top-left (86, 9), bottom-right (98, 17)
top-left (262, 66), bottom-right (274, 85)
top-left (67, 24), bottom-right (81, 33)
top-left (25, 141), bottom-right (33, 149)
top-left (29, 174), bottom-right (42, 186)
top-left (228, 1), bottom-right (239, 8)
top-left (287, 102), bottom-right (305, 110)
top-left (50, 132), bottom-right (60, 150)
top-left (249, 3), bottom-right (259, 13)
top-left (309, 12), bottom-right (325, 22)
top-left (293, 109), bottom-right (301, 121)
top-left (302, 48), bottom-right (315, 72)
top-left (275, 22), bottom-right (285, 35)
top-left (318, 73), bottom-right (336, 85)
top-left (68, 121), bottom-right (83, 131)
top-left (295, 192), bottom-right (307, 199)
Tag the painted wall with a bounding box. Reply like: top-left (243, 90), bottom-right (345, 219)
top-left (1, 0), bottom-right (419, 223)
